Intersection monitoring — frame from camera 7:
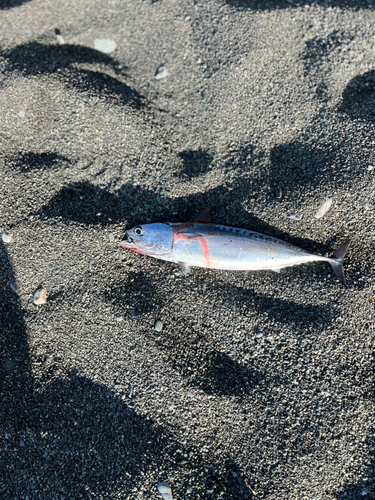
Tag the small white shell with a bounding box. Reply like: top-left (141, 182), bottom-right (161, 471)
top-left (56, 34), bottom-right (65, 45)
top-left (33, 288), bottom-right (47, 305)
top-left (155, 320), bottom-right (163, 332)
top-left (158, 483), bottom-right (173, 500)
top-left (2, 231), bottom-right (12, 243)
top-left (94, 38), bottom-right (117, 54)
top-left (155, 66), bottom-right (169, 80)
top-left (287, 212), bottom-right (302, 220)
top-left (314, 198), bottom-right (332, 219)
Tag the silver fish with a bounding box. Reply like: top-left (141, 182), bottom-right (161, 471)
top-left (119, 215), bottom-right (350, 286)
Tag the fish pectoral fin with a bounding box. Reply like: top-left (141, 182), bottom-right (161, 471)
top-left (270, 268), bottom-right (282, 273)
top-left (178, 262), bottom-right (193, 276)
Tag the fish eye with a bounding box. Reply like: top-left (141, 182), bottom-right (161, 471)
top-left (134, 226), bottom-right (143, 236)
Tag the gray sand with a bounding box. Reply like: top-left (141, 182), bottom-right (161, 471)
top-left (1, 0), bottom-right (375, 498)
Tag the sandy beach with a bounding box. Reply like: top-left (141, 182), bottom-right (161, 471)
top-left (1, 0), bottom-right (375, 498)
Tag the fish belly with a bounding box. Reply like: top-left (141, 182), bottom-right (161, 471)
top-left (170, 225), bottom-right (324, 271)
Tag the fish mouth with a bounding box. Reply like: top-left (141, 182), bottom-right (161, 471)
top-left (119, 232), bottom-right (135, 248)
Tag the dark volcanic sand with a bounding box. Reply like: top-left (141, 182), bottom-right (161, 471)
top-left (1, 0), bottom-right (375, 499)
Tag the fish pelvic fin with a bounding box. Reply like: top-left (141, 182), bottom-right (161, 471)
top-left (178, 262), bottom-right (193, 276)
top-left (329, 240), bottom-right (350, 287)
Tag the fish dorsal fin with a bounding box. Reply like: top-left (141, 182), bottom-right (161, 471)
top-left (191, 208), bottom-right (210, 222)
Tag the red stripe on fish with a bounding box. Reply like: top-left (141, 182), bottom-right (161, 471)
top-left (173, 224), bottom-right (211, 267)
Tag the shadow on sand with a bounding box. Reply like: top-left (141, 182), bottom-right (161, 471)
top-left (6, 152), bottom-right (71, 172)
top-left (339, 70), bottom-right (375, 123)
top-left (0, 240), bottom-right (254, 498)
top-left (0, 240), bottom-right (166, 498)
top-left (222, 0), bottom-right (374, 11)
top-left (3, 41), bottom-right (144, 109)
top-left (0, 0), bottom-right (32, 9)
top-left (100, 267), bottom-right (333, 398)
top-left (176, 149), bottom-right (214, 180)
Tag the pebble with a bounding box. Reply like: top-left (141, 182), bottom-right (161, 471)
top-left (287, 212), bottom-right (302, 220)
top-left (362, 489), bottom-right (369, 496)
top-left (108, 233), bottom-right (115, 242)
top-left (349, 62), bottom-right (356, 70)
top-left (186, 484), bottom-right (192, 494)
top-left (131, 310), bottom-right (137, 317)
top-left (33, 288), bottom-right (47, 305)
top-left (314, 198), bottom-right (332, 219)
top-left (2, 231), bottom-right (12, 243)
top-left (94, 38), bottom-right (117, 54)
top-left (367, 165), bottom-right (374, 171)
top-left (18, 110), bottom-right (25, 118)
top-left (20, 440), bottom-right (25, 447)
top-left (155, 66), bottom-right (170, 80)
top-left (155, 319), bottom-right (163, 332)
top-left (10, 282), bottom-right (18, 295)
top-left (157, 483), bottom-right (173, 500)
top-left (116, 316), bottom-right (123, 322)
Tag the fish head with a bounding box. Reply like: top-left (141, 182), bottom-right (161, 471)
top-left (119, 223), bottom-right (173, 256)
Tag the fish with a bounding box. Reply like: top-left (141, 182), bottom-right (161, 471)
top-left (119, 212), bottom-right (350, 286)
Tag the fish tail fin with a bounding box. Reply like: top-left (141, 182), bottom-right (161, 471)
top-left (329, 240), bottom-right (350, 287)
